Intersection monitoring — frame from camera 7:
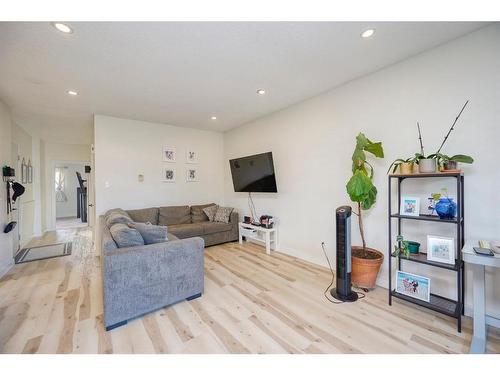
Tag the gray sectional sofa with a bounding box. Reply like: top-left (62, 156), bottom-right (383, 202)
top-left (99, 204), bottom-right (238, 330)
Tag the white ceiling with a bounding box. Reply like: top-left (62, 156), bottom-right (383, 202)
top-left (0, 22), bottom-right (488, 144)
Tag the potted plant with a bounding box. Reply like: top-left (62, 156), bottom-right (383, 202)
top-left (431, 188), bottom-right (457, 219)
top-left (387, 156), bottom-right (417, 175)
top-left (392, 235), bottom-right (420, 258)
top-left (346, 133), bottom-right (384, 289)
top-left (428, 153), bottom-right (474, 171)
top-left (414, 122), bottom-right (436, 173)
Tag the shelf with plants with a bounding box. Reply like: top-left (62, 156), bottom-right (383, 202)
top-left (387, 101), bottom-right (471, 333)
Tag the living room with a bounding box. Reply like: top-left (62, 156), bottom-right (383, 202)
top-left (1, 0), bottom-right (499, 373)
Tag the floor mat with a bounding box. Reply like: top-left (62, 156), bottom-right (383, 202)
top-left (15, 242), bottom-right (72, 264)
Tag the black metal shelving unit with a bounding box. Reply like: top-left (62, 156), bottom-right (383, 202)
top-left (388, 171), bottom-right (465, 332)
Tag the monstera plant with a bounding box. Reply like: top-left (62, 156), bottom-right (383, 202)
top-left (346, 133), bottom-right (385, 288)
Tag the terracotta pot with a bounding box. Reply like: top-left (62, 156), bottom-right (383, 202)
top-left (399, 162), bottom-right (413, 174)
top-left (351, 246), bottom-right (384, 289)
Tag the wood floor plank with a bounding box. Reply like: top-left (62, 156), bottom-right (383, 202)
top-left (1, 227), bottom-right (497, 354)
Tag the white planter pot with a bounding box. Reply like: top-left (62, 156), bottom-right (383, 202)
top-left (419, 158), bottom-right (436, 173)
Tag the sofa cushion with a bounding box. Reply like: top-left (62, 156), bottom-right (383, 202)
top-left (203, 205), bottom-right (219, 222)
top-left (214, 206), bottom-right (234, 224)
top-left (104, 208), bottom-right (129, 220)
top-left (101, 225), bottom-right (118, 252)
top-left (109, 223), bottom-right (145, 248)
top-left (126, 207), bottom-right (159, 225)
top-left (159, 205), bottom-right (191, 226)
top-left (168, 223), bottom-right (204, 239)
top-left (106, 213), bottom-right (133, 228)
top-left (200, 221), bottom-right (232, 235)
top-left (191, 203), bottom-right (216, 223)
top-left (128, 222), bottom-right (168, 244)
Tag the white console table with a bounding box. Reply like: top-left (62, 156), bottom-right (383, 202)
top-left (238, 222), bottom-right (279, 255)
top-left (462, 240), bottom-right (500, 354)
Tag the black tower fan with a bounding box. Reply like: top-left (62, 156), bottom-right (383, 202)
top-left (330, 206), bottom-right (358, 302)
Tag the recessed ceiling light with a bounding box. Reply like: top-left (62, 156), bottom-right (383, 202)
top-left (67, 90), bottom-right (78, 96)
top-left (361, 29), bottom-right (375, 38)
top-left (211, 116), bottom-right (217, 120)
top-left (256, 89), bottom-right (266, 95)
top-left (51, 22), bottom-right (73, 34)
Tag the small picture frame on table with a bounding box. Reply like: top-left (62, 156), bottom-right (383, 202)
top-left (400, 196), bottom-right (420, 216)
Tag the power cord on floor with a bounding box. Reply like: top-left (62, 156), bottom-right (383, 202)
top-left (321, 242), bottom-right (367, 304)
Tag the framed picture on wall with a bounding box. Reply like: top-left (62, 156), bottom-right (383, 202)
top-left (186, 168), bottom-right (198, 182)
top-left (162, 167), bottom-right (176, 182)
top-left (396, 270), bottom-right (430, 302)
top-left (162, 146), bottom-right (176, 162)
top-left (427, 235), bottom-right (455, 265)
top-left (27, 160), bottom-right (33, 183)
top-left (21, 158), bottom-right (27, 184)
top-left (400, 196), bottom-right (420, 216)
top-left (186, 150), bottom-right (198, 164)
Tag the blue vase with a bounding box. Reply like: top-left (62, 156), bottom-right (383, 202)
top-left (435, 198), bottom-right (457, 219)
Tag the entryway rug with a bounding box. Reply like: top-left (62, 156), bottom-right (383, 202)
top-left (14, 242), bottom-right (72, 264)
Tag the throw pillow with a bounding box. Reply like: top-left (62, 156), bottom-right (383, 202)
top-left (127, 222), bottom-right (168, 245)
top-left (203, 205), bottom-right (219, 222)
top-left (213, 206), bottom-right (234, 223)
top-left (110, 223), bottom-right (145, 248)
top-left (106, 213), bottom-right (133, 228)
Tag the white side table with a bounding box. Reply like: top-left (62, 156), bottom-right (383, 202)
top-left (462, 240), bottom-right (500, 354)
top-left (238, 222), bottom-right (279, 255)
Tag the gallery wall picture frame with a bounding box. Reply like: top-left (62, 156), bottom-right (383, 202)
top-left (27, 160), bottom-right (33, 183)
top-left (400, 196), bottom-right (420, 216)
top-left (427, 235), bottom-right (455, 265)
top-left (186, 150), bottom-right (198, 164)
top-left (162, 146), bottom-right (176, 162)
top-left (21, 158), bottom-right (27, 184)
top-left (162, 167), bottom-right (176, 182)
top-left (396, 270), bottom-right (430, 302)
top-left (186, 168), bottom-right (198, 182)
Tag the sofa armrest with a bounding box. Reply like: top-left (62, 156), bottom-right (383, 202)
top-left (229, 211), bottom-right (239, 224)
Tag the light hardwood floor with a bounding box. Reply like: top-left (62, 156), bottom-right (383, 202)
top-left (1, 228), bottom-right (499, 354)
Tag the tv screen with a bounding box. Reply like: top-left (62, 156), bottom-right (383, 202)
top-left (229, 152), bottom-right (278, 193)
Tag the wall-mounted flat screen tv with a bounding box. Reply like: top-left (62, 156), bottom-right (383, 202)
top-left (229, 152), bottom-right (278, 193)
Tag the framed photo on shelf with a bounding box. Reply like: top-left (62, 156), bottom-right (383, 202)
top-left (162, 146), bottom-right (176, 162)
top-left (400, 196), bottom-right (420, 216)
top-left (186, 167), bottom-right (198, 182)
top-left (186, 150), bottom-right (198, 164)
top-left (427, 235), bottom-right (455, 265)
top-left (162, 167), bottom-right (176, 182)
top-left (396, 270), bottom-right (430, 302)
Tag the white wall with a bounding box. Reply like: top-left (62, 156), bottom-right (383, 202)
top-left (55, 163), bottom-right (85, 218)
top-left (0, 100), bottom-right (13, 277)
top-left (224, 25), bottom-right (500, 317)
top-left (94, 115), bottom-right (224, 215)
top-left (41, 142), bottom-right (91, 231)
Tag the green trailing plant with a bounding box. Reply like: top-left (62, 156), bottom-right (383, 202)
top-left (392, 235), bottom-right (410, 259)
top-left (346, 133), bottom-right (384, 258)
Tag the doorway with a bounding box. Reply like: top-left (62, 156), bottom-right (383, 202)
top-left (54, 162), bottom-right (88, 230)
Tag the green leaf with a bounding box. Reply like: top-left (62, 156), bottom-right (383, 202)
top-left (346, 169), bottom-right (372, 203)
top-left (364, 142), bottom-right (384, 158)
top-left (450, 154), bottom-right (474, 164)
top-left (361, 184), bottom-right (377, 210)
